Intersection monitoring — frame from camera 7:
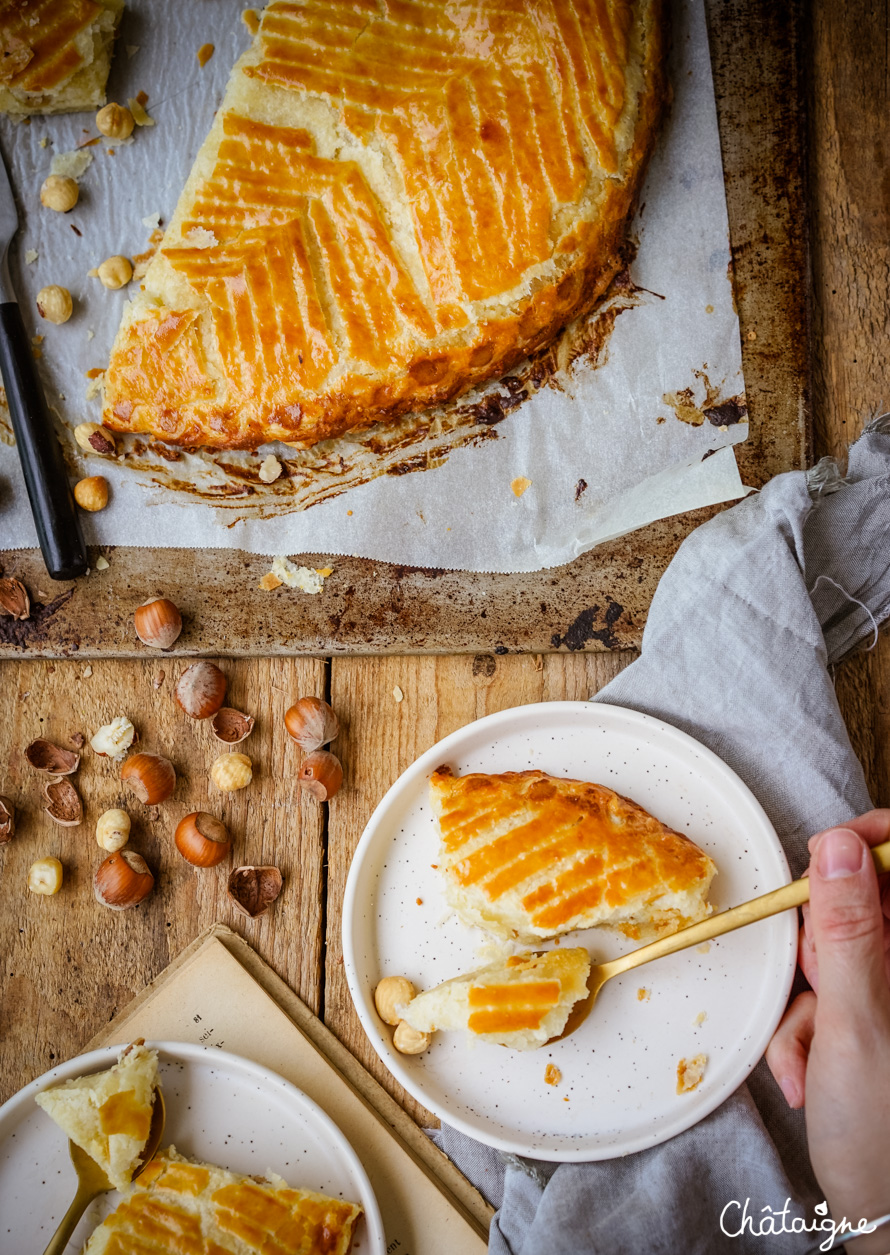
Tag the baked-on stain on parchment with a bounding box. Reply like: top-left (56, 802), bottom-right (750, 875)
top-left (109, 258), bottom-right (667, 517)
top-left (663, 367), bottom-right (748, 428)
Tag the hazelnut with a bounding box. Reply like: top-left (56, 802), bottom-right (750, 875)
top-left (97, 255), bottom-right (133, 289)
top-left (74, 422), bottom-right (116, 455)
top-left (43, 777), bottom-right (83, 826)
top-left (94, 849), bottom-right (154, 910)
top-left (134, 598), bottom-right (182, 649)
top-left (210, 752), bottom-right (252, 792)
top-left (121, 752), bottom-right (176, 804)
top-left (28, 856), bottom-right (63, 895)
top-left (74, 475), bottom-right (109, 512)
top-left (227, 865), bottom-right (282, 918)
top-left (36, 285), bottom-right (73, 324)
top-left (0, 796), bottom-right (15, 843)
top-left (374, 976), bottom-right (416, 1026)
top-left (90, 716), bottom-right (135, 757)
top-left (175, 812), bottom-right (232, 867)
top-left (40, 174), bottom-right (78, 212)
top-left (284, 697), bottom-right (339, 752)
top-left (96, 808), bottom-right (131, 852)
top-left (393, 1022), bottom-right (432, 1055)
top-left (96, 102), bottom-right (135, 140)
top-left (175, 661), bottom-right (226, 719)
top-left (298, 749), bottom-right (343, 802)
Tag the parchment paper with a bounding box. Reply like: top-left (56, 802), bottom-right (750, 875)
top-left (0, 0), bottom-right (749, 574)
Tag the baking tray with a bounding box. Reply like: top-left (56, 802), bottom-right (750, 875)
top-left (0, 0), bottom-right (808, 659)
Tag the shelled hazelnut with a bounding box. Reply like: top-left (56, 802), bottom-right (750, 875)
top-left (374, 976), bottom-right (416, 1026)
top-left (96, 102), bottom-right (135, 140)
top-left (95, 808), bottom-right (131, 852)
top-left (134, 598), bottom-right (182, 649)
top-left (210, 752), bottom-right (252, 792)
top-left (97, 255), bottom-right (133, 289)
top-left (40, 174), bottom-right (78, 212)
top-left (175, 813), bottom-right (232, 867)
top-left (90, 716), bottom-right (135, 758)
top-left (28, 857), bottom-right (63, 895)
top-left (121, 752), bottom-right (175, 804)
top-left (74, 475), bottom-right (109, 512)
top-left (36, 285), bottom-right (73, 324)
top-left (94, 850), bottom-right (154, 909)
top-left (74, 423), bottom-right (116, 455)
top-left (393, 1022), bottom-right (431, 1055)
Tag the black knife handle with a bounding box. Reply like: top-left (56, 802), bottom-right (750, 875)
top-left (0, 301), bottom-right (87, 579)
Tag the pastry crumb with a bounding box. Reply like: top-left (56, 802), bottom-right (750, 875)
top-left (265, 555), bottom-right (330, 594)
top-left (415, 897), bottom-right (423, 906)
top-left (85, 371), bottom-right (105, 401)
top-left (128, 97), bottom-right (155, 127)
top-left (197, 43), bottom-right (215, 66)
top-left (24, 248), bottom-right (38, 264)
top-left (511, 476), bottom-right (532, 498)
top-left (51, 148), bottom-right (93, 179)
top-left (693, 1011), bottom-right (707, 1027)
top-left (696, 942), bottom-right (711, 955)
top-left (125, 44), bottom-right (139, 57)
top-left (544, 1064), bottom-right (561, 1086)
top-left (637, 987), bottom-right (650, 1002)
top-left (393, 685), bottom-right (404, 702)
top-left (258, 572), bottom-right (282, 591)
top-left (676, 1054), bottom-right (707, 1094)
top-left (95, 556), bottom-right (109, 571)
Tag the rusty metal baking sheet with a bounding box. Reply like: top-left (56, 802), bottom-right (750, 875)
top-left (0, 0), bottom-right (807, 657)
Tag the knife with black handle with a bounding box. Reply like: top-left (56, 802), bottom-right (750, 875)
top-left (0, 153), bottom-right (87, 580)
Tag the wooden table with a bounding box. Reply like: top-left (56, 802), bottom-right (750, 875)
top-left (1, 0), bottom-right (888, 1137)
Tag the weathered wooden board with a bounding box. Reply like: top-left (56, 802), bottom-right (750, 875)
top-left (0, 656), bottom-right (327, 1103)
top-left (0, 0), bottom-right (808, 659)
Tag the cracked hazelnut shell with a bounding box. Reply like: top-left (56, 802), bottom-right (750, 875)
top-left (0, 577), bottom-right (30, 620)
top-left (25, 738), bottom-right (80, 775)
top-left (0, 796), bottom-right (15, 843)
top-left (227, 865), bottom-right (282, 918)
top-left (43, 777), bottom-right (83, 826)
top-left (210, 707), bottom-right (254, 744)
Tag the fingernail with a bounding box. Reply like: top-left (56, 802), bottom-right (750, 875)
top-left (779, 1076), bottom-right (801, 1108)
top-left (813, 828), bottom-right (866, 880)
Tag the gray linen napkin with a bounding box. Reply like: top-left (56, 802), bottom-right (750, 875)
top-left (429, 417), bottom-right (890, 1254)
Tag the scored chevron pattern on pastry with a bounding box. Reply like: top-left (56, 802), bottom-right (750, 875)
top-left (103, 0), bottom-right (660, 448)
top-left (0, 0), bottom-right (102, 92)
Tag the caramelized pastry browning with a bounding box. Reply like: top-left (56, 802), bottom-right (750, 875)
top-left (0, 0), bottom-right (123, 115)
top-left (430, 767), bottom-right (716, 942)
top-left (104, 0), bottom-right (666, 449)
top-left (83, 1147), bottom-right (363, 1255)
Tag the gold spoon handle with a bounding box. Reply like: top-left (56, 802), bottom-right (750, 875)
top-left (42, 1180), bottom-right (105, 1255)
top-left (601, 837), bottom-right (890, 982)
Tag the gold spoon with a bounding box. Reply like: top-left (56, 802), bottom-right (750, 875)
top-left (563, 838), bottom-right (890, 1036)
top-left (42, 1088), bottom-right (165, 1255)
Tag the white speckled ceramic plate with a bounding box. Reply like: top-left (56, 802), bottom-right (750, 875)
top-left (0, 1041), bottom-right (384, 1253)
top-left (343, 701), bottom-right (797, 1162)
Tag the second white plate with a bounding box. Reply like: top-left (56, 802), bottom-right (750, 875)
top-left (343, 701), bottom-right (796, 1161)
top-left (0, 1041), bottom-right (385, 1253)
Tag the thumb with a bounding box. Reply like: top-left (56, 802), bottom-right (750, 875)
top-left (808, 827), bottom-right (887, 1015)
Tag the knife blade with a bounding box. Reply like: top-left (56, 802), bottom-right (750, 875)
top-left (0, 150), bottom-right (87, 580)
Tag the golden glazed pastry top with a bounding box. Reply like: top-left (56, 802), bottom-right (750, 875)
top-left (430, 767), bottom-right (716, 942)
top-left (103, 0), bottom-right (665, 450)
top-left (83, 1147), bottom-right (362, 1255)
top-left (0, 0), bottom-right (123, 115)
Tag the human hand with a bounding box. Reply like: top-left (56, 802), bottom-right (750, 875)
top-left (766, 811), bottom-right (890, 1252)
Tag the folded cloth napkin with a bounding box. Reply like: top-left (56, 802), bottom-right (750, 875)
top-left (429, 416), bottom-right (890, 1254)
